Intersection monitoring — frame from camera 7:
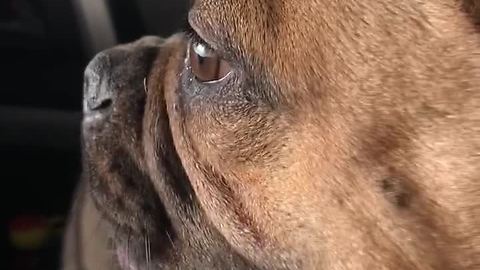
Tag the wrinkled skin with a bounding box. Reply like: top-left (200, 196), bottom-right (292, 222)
top-left (63, 1), bottom-right (480, 269)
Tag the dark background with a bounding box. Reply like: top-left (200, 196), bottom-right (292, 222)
top-left (0, 0), bottom-right (188, 269)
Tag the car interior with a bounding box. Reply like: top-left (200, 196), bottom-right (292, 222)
top-left (0, 0), bottom-right (188, 269)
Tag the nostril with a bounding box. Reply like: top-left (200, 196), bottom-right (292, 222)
top-left (84, 51), bottom-right (115, 114)
top-left (87, 96), bottom-right (113, 112)
top-left (97, 98), bottom-right (113, 110)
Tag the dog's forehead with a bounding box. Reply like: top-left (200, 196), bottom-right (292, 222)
top-left (188, 0), bottom-right (451, 103)
top-left (189, 0), bottom-right (282, 56)
top-left (188, 0), bottom-right (339, 102)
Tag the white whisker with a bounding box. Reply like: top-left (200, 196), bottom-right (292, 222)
top-left (144, 234), bottom-right (151, 270)
top-left (143, 77), bottom-right (149, 94)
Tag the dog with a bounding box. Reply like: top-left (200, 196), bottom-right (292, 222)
top-left (62, 0), bottom-right (480, 269)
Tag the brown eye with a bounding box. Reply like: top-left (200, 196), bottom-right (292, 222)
top-left (189, 41), bottom-right (232, 83)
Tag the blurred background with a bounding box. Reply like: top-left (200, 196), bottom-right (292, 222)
top-left (0, 0), bottom-right (188, 269)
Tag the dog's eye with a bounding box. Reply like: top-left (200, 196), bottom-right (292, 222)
top-left (189, 41), bottom-right (232, 83)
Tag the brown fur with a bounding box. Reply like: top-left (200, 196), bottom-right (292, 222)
top-left (63, 1), bottom-right (480, 269)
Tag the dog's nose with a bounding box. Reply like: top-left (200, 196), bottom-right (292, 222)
top-left (83, 52), bottom-right (114, 114)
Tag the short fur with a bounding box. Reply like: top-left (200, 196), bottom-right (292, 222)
top-left (63, 1), bottom-right (480, 269)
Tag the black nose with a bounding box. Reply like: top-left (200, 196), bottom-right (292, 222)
top-left (84, 52), bottom-right (114, 114)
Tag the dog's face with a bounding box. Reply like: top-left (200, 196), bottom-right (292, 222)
top-left (82, 1), bottom-right (480, 269)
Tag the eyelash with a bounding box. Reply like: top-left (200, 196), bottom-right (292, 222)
top-left (183, 24), bottom-right (215, 52)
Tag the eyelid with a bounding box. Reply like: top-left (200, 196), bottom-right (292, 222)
top-left (184, 24), bottom-right (215, 53)
top-left (192, 42), bottom-right (214, 58)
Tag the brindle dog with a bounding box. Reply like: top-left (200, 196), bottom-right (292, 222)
top-left (62, 1), bottom-right (480, 269)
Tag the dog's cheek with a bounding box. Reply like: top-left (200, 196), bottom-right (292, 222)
top-left (161, 35), bottom-right (323, 265)
top-left (177, 75), bottom-right (284, 170)
top-left (186, 104), bottom-right (283, 167)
